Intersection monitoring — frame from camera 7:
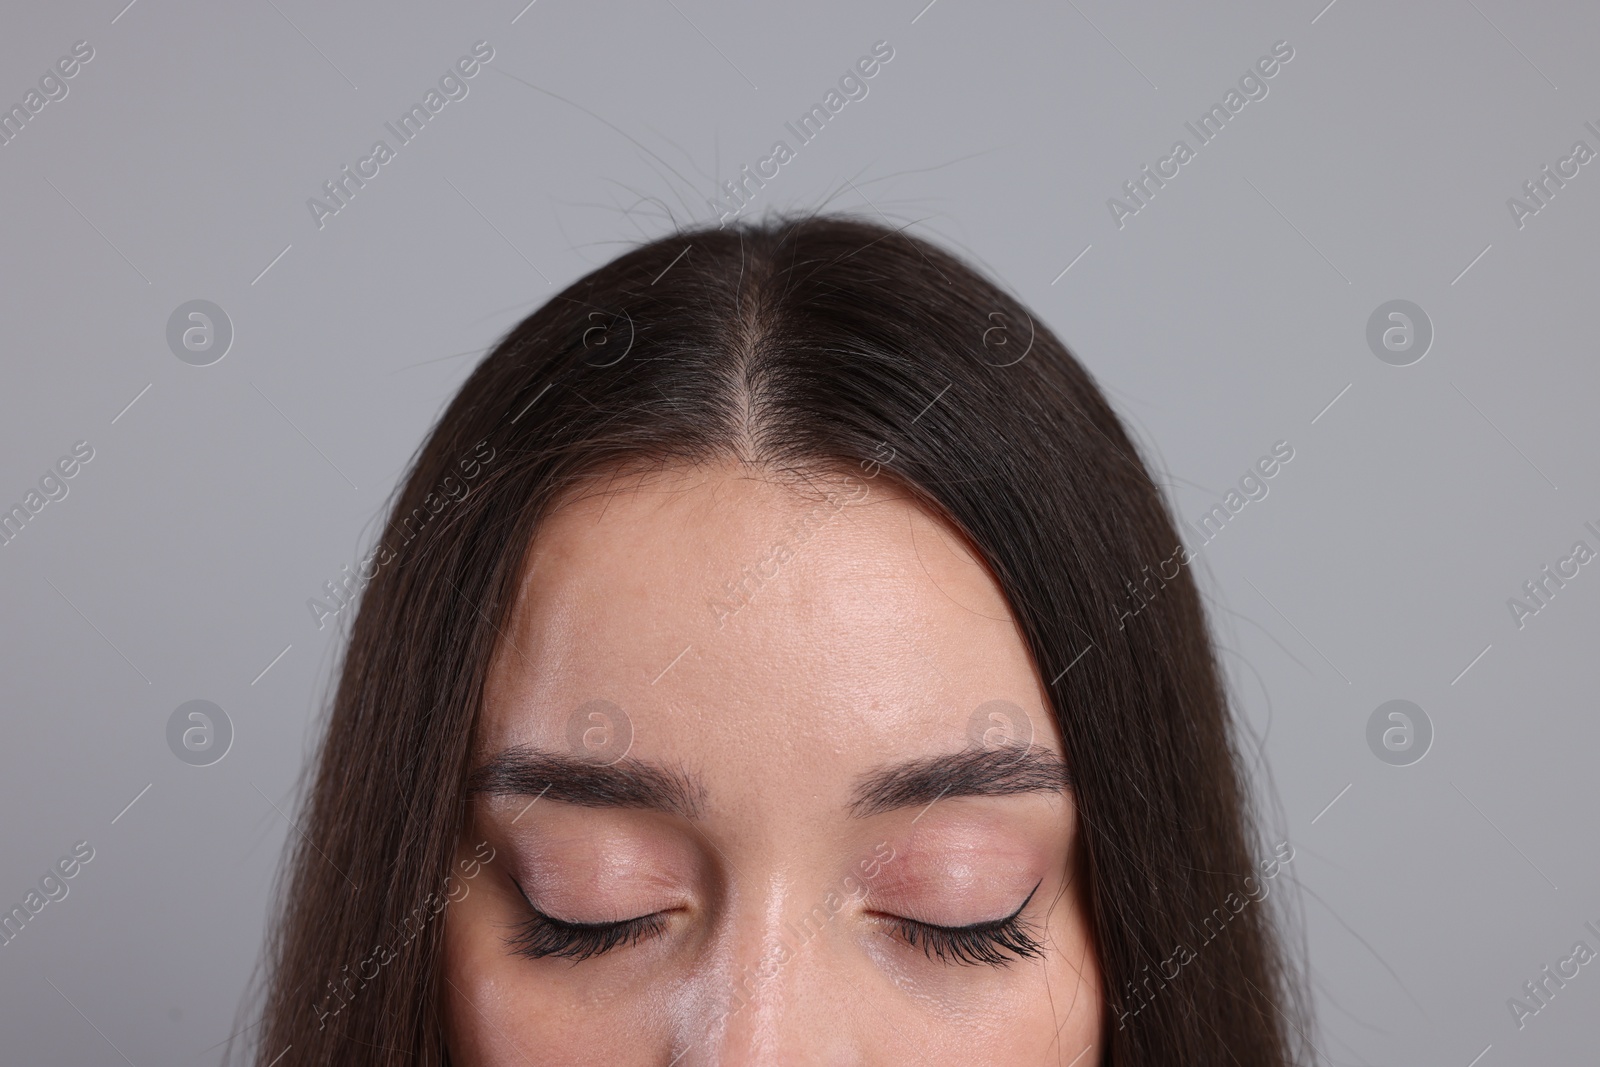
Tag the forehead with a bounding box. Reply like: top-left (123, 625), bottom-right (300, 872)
top-left (476, 461), bottom-right (1059, 772)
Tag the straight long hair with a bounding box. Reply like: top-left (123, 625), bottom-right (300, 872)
top-left (245, 213), bottom-right (1308, 1065)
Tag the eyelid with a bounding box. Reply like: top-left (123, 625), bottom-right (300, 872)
top-left (508, 874), bottom-right (662, 927)
top-left (885, 878), bottom-right (1043, 932)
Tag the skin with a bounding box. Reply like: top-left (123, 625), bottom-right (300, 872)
top-left (441, 459), bottom-right (1102, 1065)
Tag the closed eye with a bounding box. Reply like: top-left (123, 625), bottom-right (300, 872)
top-left (879, 880), bottom-right (1046, 967)
top-left (503, 875), bottom-right (669, 962)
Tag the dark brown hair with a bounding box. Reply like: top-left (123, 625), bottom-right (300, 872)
top-left (243, 213), bottom-right (1309, 1065)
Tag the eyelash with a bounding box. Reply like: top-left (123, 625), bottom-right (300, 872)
top-left (506, 876), bottom-right (669, 962)
top-left (504, 877), bottom-right (1047, 968)
top-left (884, 880), bottom-right (1046, 967)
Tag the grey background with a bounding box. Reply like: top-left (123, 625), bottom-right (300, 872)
top-left (1, 0), bottom-right (1596, 1063)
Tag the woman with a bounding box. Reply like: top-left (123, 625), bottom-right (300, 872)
top-left (246, 214), bottom-right (1308, 1064)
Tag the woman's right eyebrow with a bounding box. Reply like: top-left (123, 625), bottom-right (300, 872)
top-left (467, 748), bottom-right (705, 819)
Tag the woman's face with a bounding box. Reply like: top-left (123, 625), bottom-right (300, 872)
top-left (442, 461), bottom-right (1101, 1065)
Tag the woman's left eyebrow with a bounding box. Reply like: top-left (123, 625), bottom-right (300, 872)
top-left (467, 748), bottom-right (706, 819)
top-left (849, 746), bottom-right (1070, 818)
